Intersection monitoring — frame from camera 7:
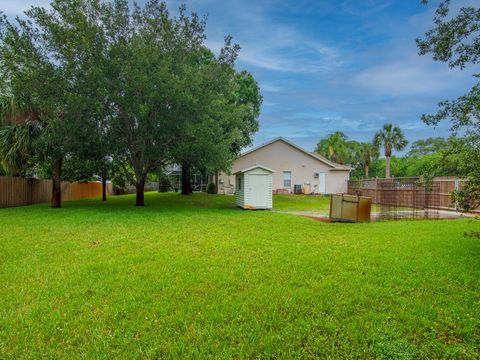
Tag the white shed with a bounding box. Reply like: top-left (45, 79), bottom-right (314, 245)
top-left (234, 165), bottom-right (274, 209)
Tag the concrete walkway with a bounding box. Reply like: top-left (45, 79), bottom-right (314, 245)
top-left (273, 209), bottom-right (477, 222)
top-left (272, 210), bottom-right (330, 222)
top-left (273, 210), bottom-right (329, 218)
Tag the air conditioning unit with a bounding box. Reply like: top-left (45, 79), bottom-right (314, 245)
top-left (313, 172), bottom-right (319, 178)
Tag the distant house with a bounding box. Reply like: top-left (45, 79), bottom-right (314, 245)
top-left (217, 137), bottom-right (351, 195)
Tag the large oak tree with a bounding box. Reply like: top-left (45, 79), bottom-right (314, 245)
top-left (0, 0), bottom-right (105, 207)
top-left (1, 0), bottom-right (262, 207)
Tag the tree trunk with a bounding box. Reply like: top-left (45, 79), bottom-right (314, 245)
top-left (365, 164), bottom-right (369, 179)
top-left (135, 181), bottom-right (145, 206)
top-left (181, 163), bottom-right (191, 195)
top-left (51, 157), bottom-right (62, 208)
top-left (158, 171), bottom-right (162, 192)
top-left (385, 156), bottom-right (391, 178)
top-left (102, 176), bottom-right (107, 201)
top-left (101, 165), bottom-right (107, 201)
top-left (189, 169), bottom-right (193, 194)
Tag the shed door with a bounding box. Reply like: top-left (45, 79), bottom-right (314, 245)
top-left (318, 172), bottom-right (326, 194)
top-left (249, 174), bottom-right (268, 208)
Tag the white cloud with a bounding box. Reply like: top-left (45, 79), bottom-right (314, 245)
top-left (341, 0), bottom-right (392, 17)
top-left (352, 58), bottom-right (466, 96)
top-left (175, 1), bottom-right (348, 75)
top-left (260, 83), bottom-right (283, 93)
top-left (0, 0), bottom-right (50, 17)
top-left (237, 32), bottom-right (343, 74)
top-left (349, 4), bottom-right (477, 98)
top-left (198, 1), bottom-right (345, 74)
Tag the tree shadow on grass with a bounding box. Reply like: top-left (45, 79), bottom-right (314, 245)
top-left (57, 192), bottom-right (240, 214)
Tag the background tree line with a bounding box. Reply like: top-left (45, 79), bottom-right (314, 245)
top-left (315, 128), bottom-right (469, 181)
top-left (0, 0), bottom-right (262, 207)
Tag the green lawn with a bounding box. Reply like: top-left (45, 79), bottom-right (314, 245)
top-left (0, 193), bottom-right (479, 358)
top-left (272, 194), bottom-right (383, 214)
top-left (273, 194), bottom-right (331, 212)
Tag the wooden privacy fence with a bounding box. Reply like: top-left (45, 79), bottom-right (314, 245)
top-left (347, 176), bottom-right (469, 211)
top-left (0, 176), bottom-right (113, 208)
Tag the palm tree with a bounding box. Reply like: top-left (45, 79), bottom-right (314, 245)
top-left (0, 96), bottom-right (66, 208)
top-left (373, 124), bottom-right (408, 178)
top-left (358, 143), bottom-right (379, 178)
top-left (315, 131), bottom-right (349, 164)
top-left (0, 122), bottom-right (38, 176)
top-left (0, 96), bottom-right (39, 176)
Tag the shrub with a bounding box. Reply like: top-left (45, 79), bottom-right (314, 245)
top-left (453, 179), bottom-right (480, 213)
top-left (158, 175), bottom-right (172, 192)
top-left (207, 183), bottom-right (216, 194)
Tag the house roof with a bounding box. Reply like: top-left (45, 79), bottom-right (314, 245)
top-left (234, 164), bottom-right (275, 175)
top-left (240, 137), bottom-right (352, 171)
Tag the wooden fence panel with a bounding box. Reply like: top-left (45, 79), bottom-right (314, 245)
top-left (433, 177), bottom-right (457, 209)
top-left (348, 176), bottom-right (478, 212)
top-left (0, 177), bottom-right (31, 207)
top-left (0, 176), bottom-right (113, 208)
top-left (31, 178), bottom-right (51, 204)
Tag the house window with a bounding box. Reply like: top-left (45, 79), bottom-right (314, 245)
top-left (283, 171), bottom-right (291, 188)
top-left (237, 176), bottom-right (242, 190)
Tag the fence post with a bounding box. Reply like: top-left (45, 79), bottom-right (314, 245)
top-left (454, 177), bottom-right (459, 210)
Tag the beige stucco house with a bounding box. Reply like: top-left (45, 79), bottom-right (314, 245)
top-left (217, 137), bottom-right (351, 195)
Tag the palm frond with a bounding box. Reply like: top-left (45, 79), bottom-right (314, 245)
top-left (0, 94), bottom-right (36, 125)
top-left (0, 121), bottom-right (39, 175)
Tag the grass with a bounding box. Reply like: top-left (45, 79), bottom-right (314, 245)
top-left (271, 194), bottom-right (384, 214)
top-left (273, 194), bottom-right (331, 212)
top-left (0, 192), bottom-right (479, 358)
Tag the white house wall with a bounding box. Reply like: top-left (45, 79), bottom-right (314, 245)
top-left (218, 139), bottom-right (350, 195)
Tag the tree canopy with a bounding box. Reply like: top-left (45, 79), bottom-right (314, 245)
top-left (0, 0), bottom-right (102, 206)
top-left (418, 0), bottom-right (480, 211)
top-left (406, 137), bottom-right (448, 158)
top-left (0, 0), bottom-right (261, 207)
top-left (315, 131), bottom-right (352, 164)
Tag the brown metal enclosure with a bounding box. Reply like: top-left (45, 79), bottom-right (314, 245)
top-left (330, 194), bottom-right (372, 223)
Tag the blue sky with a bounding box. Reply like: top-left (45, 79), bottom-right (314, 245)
top-left (4, 0), bottom-right (478, 153)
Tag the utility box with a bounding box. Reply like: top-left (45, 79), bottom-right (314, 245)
top-left (302, 184), bottom-right (311, 194)
top-left (330, 194), bottom-right (372, 222)
top-left (234, 165), bottom-right (275, 210)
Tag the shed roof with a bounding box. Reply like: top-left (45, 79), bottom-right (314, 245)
top-left (234, 164), bottom-right (275, 175)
